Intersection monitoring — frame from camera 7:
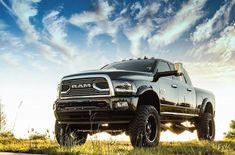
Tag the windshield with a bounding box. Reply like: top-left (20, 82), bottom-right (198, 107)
top-left (101, 59), bottom-right (156, 72)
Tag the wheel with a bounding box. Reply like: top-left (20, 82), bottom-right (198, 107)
top-left (55, 121), bottom-right (66, 146)
top-left (196, 112), bottom-right (215, 140)
top-left (55, 121), bottom-right (88, 146)
top-left (129, 105), bottom-right (160, 147)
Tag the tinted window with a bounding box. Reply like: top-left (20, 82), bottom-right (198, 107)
top-left (157, 61), bottom-right (171, 72)
top-left (174, 75), bottom-right (187, 83)
top-left (169, 63), bottom-right (175, 71)
top-left (183, 69), bottom-right (192, 85)
top-left (101, 59), bottom-right (155, 72)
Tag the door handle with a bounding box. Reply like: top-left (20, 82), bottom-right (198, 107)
top-left (187, 88), bottom-right (192, 92)
top-left (171, 84), bottom-right (177, 88)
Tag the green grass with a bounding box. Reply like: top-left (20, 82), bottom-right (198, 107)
top-left (0, 137), bottom-right (235, 155)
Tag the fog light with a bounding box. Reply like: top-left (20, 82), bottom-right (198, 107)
top-left (101, 123), bottom-right (109, 127)
top-left (114, 101), bottom-right (129, 109)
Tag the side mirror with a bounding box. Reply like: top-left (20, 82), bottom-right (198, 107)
top-left (153, 71), bottom-right (177, 82)
top-left (175, 63), bottom-right (183, 76)
top-left (152, 62), bottom-right (184, 82)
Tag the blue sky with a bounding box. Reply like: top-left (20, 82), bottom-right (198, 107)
top-left (0, 0), bottom-right (234, 73)
top-left (0, 0), bottom-right (235, 139)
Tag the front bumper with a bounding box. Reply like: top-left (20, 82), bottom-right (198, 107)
top-left (54, 96), bottom-right (138, 125)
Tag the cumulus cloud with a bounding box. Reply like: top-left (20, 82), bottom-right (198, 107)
top-left (191, 0), bottom-right (235, 43)
top-left (148, 0), bottom-right (207, 49)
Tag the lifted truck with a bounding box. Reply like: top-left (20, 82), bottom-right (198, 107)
top-left (54, 58), bottom-right (215, 147)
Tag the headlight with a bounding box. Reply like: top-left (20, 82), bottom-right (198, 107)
top-left (115, 82), bottom-right (136, 93)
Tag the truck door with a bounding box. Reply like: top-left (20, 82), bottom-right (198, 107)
top-left (173, 70), bottom-right (196, 114)
top-left (156, 61), bottom-right (179, 113)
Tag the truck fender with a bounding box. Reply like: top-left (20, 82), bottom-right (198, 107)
top-left (136, 85), bottom-right (161, 112)
top-left (136, 85), bottom-right (153, 96)
top-left (200, 98), bottom-right (215, 116)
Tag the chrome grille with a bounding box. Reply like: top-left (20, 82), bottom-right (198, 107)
top-left (60, 75), bottom-right (113, 99)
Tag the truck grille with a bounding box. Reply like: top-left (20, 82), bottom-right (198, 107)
top-left (60, 76), bottom-right (113, 99)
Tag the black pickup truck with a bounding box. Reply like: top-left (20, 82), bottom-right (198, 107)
top-left (54, 58), bottom-right (215, 147)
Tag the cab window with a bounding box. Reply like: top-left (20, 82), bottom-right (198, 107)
top-left (183, 69), bottom-right (192, 85)
top-left (174, 73), bottom-right (187, 84)
top-left (157, 61), bottom-right (171, 72)
top-left (157, 61), bottom-right (172, 79)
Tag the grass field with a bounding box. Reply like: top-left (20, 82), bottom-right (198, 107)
top-left (0, 136), bottom-right (235, 155)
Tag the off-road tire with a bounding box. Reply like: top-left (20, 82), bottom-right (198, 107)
top-left (55, 121), bottom-right (88, 146)
top-left (129, 105), bottom-right (160, 147)
top-left (196, 112), bottom-right (215, 141)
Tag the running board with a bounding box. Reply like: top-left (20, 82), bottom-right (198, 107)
top-left (58, 120), bottom-right (130, 125)
top-left (161, 112), bottom-right (199, 117)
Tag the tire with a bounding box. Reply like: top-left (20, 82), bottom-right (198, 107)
top-left (55, 121), bottom-right (66, 146)
top-left (129, 105), bottom-right (160, 147)
top-left (196, 112), bottom-right (215, 141)
top-left (55, 121), bottom-right (88, 146)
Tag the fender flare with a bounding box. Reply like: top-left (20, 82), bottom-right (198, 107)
top-left (200, 98), bottom-right (215, 116)
top-left (136, 85), bottom-right (161, 112)
top-left (136, 85), bottom-right (154, 96)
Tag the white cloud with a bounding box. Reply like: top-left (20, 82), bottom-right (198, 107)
top-left (148, 0), bottom-right (207, 49)
top-left (69, 0), bottom-right (126, 44)
top-left (0, 30), bottom-right (23, 48)
top-left (121, 2), bottom-right (161, 56)
top-left (0, 53), bottom-right (21, 68)
top-left (42, 10), bottom-right (76, 59)
top-left (130, 2), bottom-right (141, 16)
top-left (188, 24), bottom-right (235, 65)
top-left (0, 0), bottom-right (71, 67)
top-left (124, 19), bottom-right (153, 56)
top-left (10, 0), bottom-right (41, 42)
top-left (43, 9), bottom-right (117, 71)
top-left (0, 0), bottom-right (56, 63)
top-left (208, 24), bottom-right (235, 63)
top-left (135, 2), bottom-right (161, 22)
top-left (0, 21), bottom-right (23, 49)
top-left (191, 0), bottom-right (235, 43)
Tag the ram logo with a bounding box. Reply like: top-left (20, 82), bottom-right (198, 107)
top-left (71, 83), bottom-right (92, 89)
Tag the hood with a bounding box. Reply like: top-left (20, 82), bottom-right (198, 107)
top-left (63, 69), bottom-right (153, 81)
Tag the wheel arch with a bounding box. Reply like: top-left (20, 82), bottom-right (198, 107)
top-left (200, 98), bottom-right (215, 116)
top-left (136, 86), bottom-right (160, 113)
